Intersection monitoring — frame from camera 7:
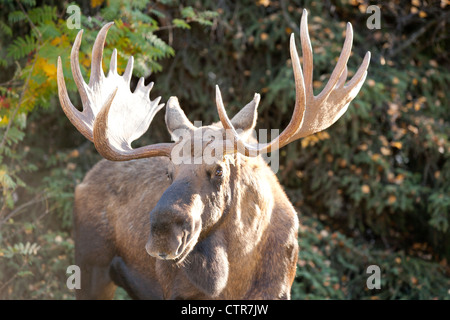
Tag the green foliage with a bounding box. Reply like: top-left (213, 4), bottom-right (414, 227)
top-left (293, 215), bottom-right (449, 299)
top-left (7, 35), bottom-right (37, 60)
top-left (0, 0), bottom-right (449, 299)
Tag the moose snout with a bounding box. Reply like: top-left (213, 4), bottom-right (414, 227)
top-left (145, 231), bottom-right (184, 260)
top-left (146, 180), bottom-right (201, 260)
top-left (145, 216), bottom-right (192, 260)
top-left (145, 227), bottom-right (184, 259)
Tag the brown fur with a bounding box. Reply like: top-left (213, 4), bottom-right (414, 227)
top-left (74, 145), bottom-right (299, 299)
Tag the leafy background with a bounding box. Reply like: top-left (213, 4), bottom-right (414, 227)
top-left (0, 0), bottom-right (449, 299)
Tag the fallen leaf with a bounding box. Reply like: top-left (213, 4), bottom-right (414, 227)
top-left (388, 195), bottom-right (397, 204)
top-left (390, 141), bottom-right (402, 149)
top-left (381, 147), bottom-right (391, 156)
top-left (260, 33), bottom-right (269, 41)
top-left (361, 185), bottom-right (370, 194)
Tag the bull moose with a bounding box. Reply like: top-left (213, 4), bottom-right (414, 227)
top-left (57, 9), bottom-right (370, 299)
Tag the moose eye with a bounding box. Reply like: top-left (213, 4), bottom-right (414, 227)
top-left (215, 167), bottom-right (223, 177)
top-left (166, 171), bottom-right (173, 181)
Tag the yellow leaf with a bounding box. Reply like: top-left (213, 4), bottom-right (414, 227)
top-left (313, 81), bottom-right (322, 89)
top-left (390, 141), bottom-right (402, 149)
top-left (388, 195), bottom-right (397, 204)
top-left (408, 125), bottom-right (419, 135)
top-left (68, 149), bottom-right (80, 158)
top-left (419, 11), bottom-right (427, 18)
top-left (37, 57), bottom-right (57, 79)
top-left (379, 135), bottom-right (389, 146)
top-left (381, 147), bottom-right (391, 156)
top-left (358, 143), bottom-right (368, 151)
top-left (371, 154), bottom-right (381, 161)
top-left (258, 0), bottom-right (270, 7)
top-left (395, 174), bottom-right (405, 185)
top-left (81, 55), bottom-right (91, 68)
top-left (0, 116), bottom-right (9, 126)
top-left (51, 36), bottom-right (62, 46)
top-left (318, 131), bottom-right (330, 140)
top-left (301, 132), bottom-right (329, 148)
top-left (43, 62), bottom-right (57, 78)
top-left (91, 0), bottom-right (104, 8)
top-left (361, 185), bottom-right (370, 194)
top-left (358, 4), bottom-right (367, 13)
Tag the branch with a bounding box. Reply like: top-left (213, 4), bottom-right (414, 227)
top-left (280, 0), bottom-right (299, 32)
top-left (0, 193), bottom-right (48, 228)
top-left (16, 0), bottom-right (42, 39)
top-left (387, 12), bottom-right (449, 58)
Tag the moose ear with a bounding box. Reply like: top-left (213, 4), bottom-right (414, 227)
top-left (165, 96), bottom-right (196, 141)
top-left (230, 93), bottom-right (260, 136)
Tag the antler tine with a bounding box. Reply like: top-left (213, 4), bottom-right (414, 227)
top-left (315, 22), bottom-right (353, 103)
top-left (70, 30), bottom-right (92, 119)
top-left (345, 51), bottom-right (371, 92)
top-left (336, 65), bottom-right (348, 88)
top-left (275, 32), bottom-right (307, 150)
top-left (122, 56), bottom-right (134, 84)
top-left (216, 9), bottom-right (370, 156)
top-left (300, 9), bottom-right (314, 99)
top-left (109, 48), bottom-right (118, 76)
top-left (57, 54), bottom-right (94, 142)
top-left (89, 22), bottom-right (113, 85)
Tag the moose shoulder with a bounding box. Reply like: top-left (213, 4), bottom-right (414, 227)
top-left (57, 9), bottom-right (370, 299)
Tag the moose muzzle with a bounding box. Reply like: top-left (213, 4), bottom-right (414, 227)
top-left (145, 179), bottom-right (202, 260)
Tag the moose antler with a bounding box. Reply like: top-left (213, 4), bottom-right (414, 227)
top-left (57, 22), bottom-right (173, 160)
top-left (216, 9), bottom-right (371, 156)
